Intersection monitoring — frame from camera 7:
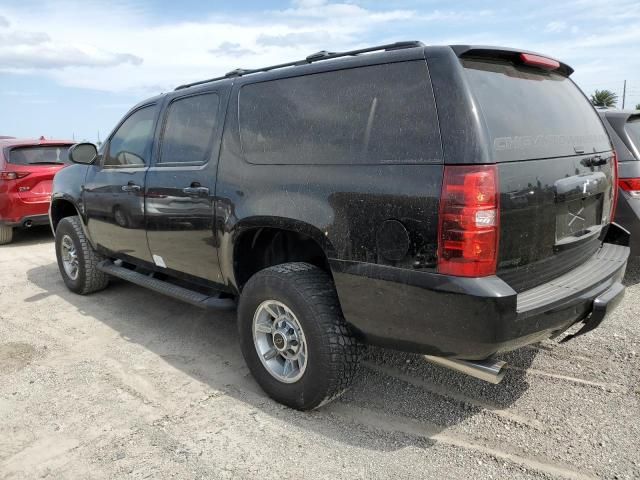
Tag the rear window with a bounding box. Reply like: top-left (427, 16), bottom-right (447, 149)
top-left (239, 61), bottom-right (441, 165)
top-left (462, 59), bottom-right (610, 162)
top-left (625, 118), bottom-right (640, 153)
top-left (8, 146), bottom-right (72, 165)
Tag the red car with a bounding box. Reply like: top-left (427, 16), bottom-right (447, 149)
top-left (0, 137), bottom-right (74, 244)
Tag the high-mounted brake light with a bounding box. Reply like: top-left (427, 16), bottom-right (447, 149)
top-left (0, 171), bottom-right (30, 180)
top-left (437, 165), bottom-right (500, 277)
top-left (520, 53), bottom-right (560, 71)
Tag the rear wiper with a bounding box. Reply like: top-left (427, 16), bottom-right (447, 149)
top-left (29, 161), bottom-right (64, 165)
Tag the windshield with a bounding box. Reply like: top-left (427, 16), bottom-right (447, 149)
top-left (8, 145), bottom-right (72, 165)
top-left (625, 119), bottom-right (640, 154)
top-left (462, 58), bottom-right (611, 162)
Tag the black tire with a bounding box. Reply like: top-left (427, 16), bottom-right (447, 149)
top-left (0, 225), bottom-right (13, 245)
top-left (238, 262), bottom-right (360, 410)
top-left (55, 216), bottom-right (109, 294)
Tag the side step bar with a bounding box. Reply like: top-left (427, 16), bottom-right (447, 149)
top-left (424, 355), bottom-right (506, 384)
top-left (98, 261), bottom-right (236, 311)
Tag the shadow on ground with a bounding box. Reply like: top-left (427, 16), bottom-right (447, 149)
top-left (26, 261), bottom-right (535, 452)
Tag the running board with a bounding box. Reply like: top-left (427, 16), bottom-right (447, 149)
top-left (98, 261), bottom-right (236, 311)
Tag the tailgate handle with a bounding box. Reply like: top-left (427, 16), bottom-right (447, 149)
top-left (554, 172), bottom-right (607, 201)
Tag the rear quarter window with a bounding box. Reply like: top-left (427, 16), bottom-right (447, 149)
top-left (238, 61), bottom-right (442, 165)
top-left (462, 59), bottom-right (610, 162)
top-left (625, 118), bottom-right (640, 155)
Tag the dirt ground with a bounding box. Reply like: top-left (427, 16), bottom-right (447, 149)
top-left (1, 226), bottom-right (639, 480)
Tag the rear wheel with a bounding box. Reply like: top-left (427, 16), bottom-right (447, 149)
top-left (0, 226), bottom-right (13, 245)
top-left (238, 262), bottom-right (360, 410)
top-left (55, 216), bottom-right (109, 294)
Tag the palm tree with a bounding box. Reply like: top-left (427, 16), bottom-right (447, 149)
top-left (590, 90), bottom-right (618, 108)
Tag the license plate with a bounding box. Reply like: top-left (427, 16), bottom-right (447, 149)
top-left (555, 195), bottom-right (603, 242)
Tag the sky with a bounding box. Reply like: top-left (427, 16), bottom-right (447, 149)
top-left (1, 0), bottom-right (639, 142)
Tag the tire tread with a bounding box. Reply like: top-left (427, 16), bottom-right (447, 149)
top-left (0, 225), bottom-right (13, 245)
top-left (57, 216), bottom-right (109, 294)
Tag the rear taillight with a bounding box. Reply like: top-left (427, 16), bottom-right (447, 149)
top-left (438, 165), bottom-right (500, 277)
top-left (619, 179), bottom-right (640, 198)
top-left (611, 152), bottom-right (619, 220)
top-left (0, 171), bottom-right (30, 180)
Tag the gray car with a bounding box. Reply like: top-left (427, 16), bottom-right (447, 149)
top-left (598, 109), bottom-right (640, 254)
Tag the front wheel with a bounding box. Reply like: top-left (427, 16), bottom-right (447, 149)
top-left (55, 216), bottom-right (109, 294)
top-left (238, 262), bottom-right (360, 410)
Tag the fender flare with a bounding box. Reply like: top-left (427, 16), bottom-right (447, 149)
top-left (219, 216), bottom-right (337, 289)
top-left (49, 195), bottom-right (96, 249)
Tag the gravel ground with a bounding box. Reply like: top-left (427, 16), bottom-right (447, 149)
top-left (1, 226), bottom-right (639, 480)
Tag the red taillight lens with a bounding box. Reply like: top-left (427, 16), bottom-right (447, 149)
top-left (611, 152), bottom-right (619, 220)
top-left (0, 171), bottom-right (30, 180)
top-left (519, 53), bottom-right (560, 70)
top-left (619, 179), bottom-right (640, 197)
top-left (438, 165), bottom-right (500, 277)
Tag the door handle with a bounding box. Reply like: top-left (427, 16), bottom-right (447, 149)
top-left (182, 186), bottom-right (210, 196)
top-left (121, 181), bottom-right (141, 192)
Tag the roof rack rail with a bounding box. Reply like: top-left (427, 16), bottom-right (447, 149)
top-left (174, 40), bottom-right (424, 91)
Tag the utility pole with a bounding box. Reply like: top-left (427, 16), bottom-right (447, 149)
top-left (622, 80), bottom-right (626, 109)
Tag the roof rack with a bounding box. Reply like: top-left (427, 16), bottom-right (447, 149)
top-left (174, 40), bottom-right (424, 91)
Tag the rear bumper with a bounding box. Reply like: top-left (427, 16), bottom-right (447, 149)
top-left (0, 192), bottom-right (51, 227)
top-left (331, 225), bottom-right (630, 360)
top-left (0, 214), bottom-right (50, 228)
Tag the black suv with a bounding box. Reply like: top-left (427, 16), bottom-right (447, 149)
top-left (598, 109), bottom-right (640, 255)
top-left (50, 42), bottom-right (630, 410)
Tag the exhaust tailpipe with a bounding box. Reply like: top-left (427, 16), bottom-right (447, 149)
top-left (424, 355), bottom-right (506, 384)
top-left (24, 220), bottom-right (33, 228)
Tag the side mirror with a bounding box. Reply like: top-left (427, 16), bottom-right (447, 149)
top-left (68, 142), bottom-right (98, 165)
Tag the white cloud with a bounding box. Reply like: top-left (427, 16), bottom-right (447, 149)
top-left (545, 21), bottom-right (567, 33)
top-left (0, 1), bottom-right (418, 93)
top-left (0, 20), bottom-right (142, 71)
top-left (209, 42), bottom-right (256, 57)
top-left (292, 0), bottom-right (329, 8)
top-left (0, 0), bottom-right (637, 103)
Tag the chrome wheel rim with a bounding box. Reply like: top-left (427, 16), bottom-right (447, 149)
top-left (60, 234), bottom-right (79, 280)
top-left (253, 300), bottom-right (308, 383)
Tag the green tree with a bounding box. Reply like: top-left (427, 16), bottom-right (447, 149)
top-left (590, 89), bottom-right (618, 108)
top-left (636, 103), bottom-right (640, 110)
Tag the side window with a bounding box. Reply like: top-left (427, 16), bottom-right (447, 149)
top-left (104, 106), bottom-right (156, 167)
top-left (625, 118), bottom-right (640, 154)
top-left (159, 93), bottom-right (220, 164)
top-left (238, 61), bottom-right (441, 165)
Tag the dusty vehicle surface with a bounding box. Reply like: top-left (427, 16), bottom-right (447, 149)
top-left (598, 109), bottom-right (640, 255)
top-left (50, 41), bottom-right (629, 410)
top-left (0, 137), bottom-right (73, 244)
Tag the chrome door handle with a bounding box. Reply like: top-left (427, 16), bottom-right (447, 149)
top-left (121, 182), bottom-right (141, 192)
top-left (182, 186), bottom-right (210, 196)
